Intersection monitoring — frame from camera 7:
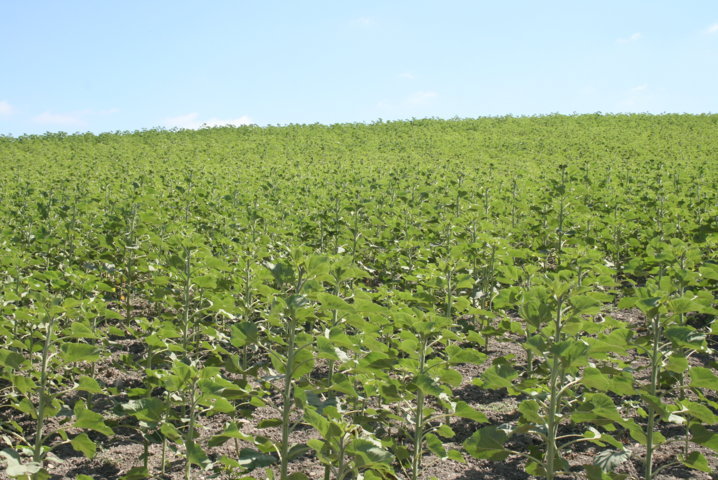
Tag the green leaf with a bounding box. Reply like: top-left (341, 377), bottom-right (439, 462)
top-left (582, 367), bottom-right (609, 391)
top-left (74, 400), bottom-right (113, 436)
top-left (691, 424), bottom-right (718, 452)
top-left (425, 433), bottom-right (447, 458)
top-left (230, 322), bottom-right (259, 348)
top-left (316, 292), bottom-right (353, 312)
top-left (258, 418), bottom-right (283, 428)
top-left (435, 367), bottom-right (463, 387)
top-left (585, 464), bottom-right (628, 480)
top-left (70, 433), bottom-right (97, 459)
top-left (479, 360), bottom-right (517, 391)
top-left (287, 473), bottom-right (311, 480)
top-left (237, 448), bottom-right (277, 470)
top-left (160, 422), bottom-right (182, 443)
top-left (435, 423), bottom-right (455, 439)
top-left (446, 345), bottom-right (486, 365)
top-left (570, 294), bottom-right (603, 315)
top-left (454, 401), bottom-right (488, 423)
top-left (76, 376), bottom-right (103, 394)
top-left (0, 350), bottom-right (25, 369)
top-left (414, 374), bottom-right (443, 396)
top-left (287, 443), bottom-right (310, 462)
top-left (208, 422), bottom-right (250, 447)
top-left (348, 438), bottom-right (394, 467)
top-left (665, 355), bottom-right (689, 373)
top-left (186, 440), bottom-right (211, 469)
top-left (690, 367), bottom-right (718, 390)
top-left (681, 451), bottom-right (710, 472)
top-left (593, 448), bottom-right (631, 472)
top-left (664, 326), bottom-right (705, 349)
top-left (122, 398), bottom-right (165, 423)
top-left (681, 400), bottom-right (718, 424)
top-left (463, 426), bottom-right (510, 460)
top-left (119, 467), bottom-right (149, 480)
top-left (65, 322), bottom-right (98, 339)
top-left (518, 399), bottom-right (543, 424)
top-left (61, 342), bottom-right (100, 362)
top-left (0, 449), bottom-right (42, 477)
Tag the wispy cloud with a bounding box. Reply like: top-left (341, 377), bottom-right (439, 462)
top-left (33, 111), bottom-right (86, 127)
top-left (351, 16), bottom-right (376, 27)
top-left (398, 72), bottom-right (415, 80)
top-left (406, 91), bottom-right (438, 105)
top-left (163, 112), bottom-right (253, 130)
top-left (705, 23), bottom-right (718, 34)
top-left (631, 84), bottom-right (648, 92)
top-left (0, 100), bottom-right (14, 116)
top-left (617, 32), bottom-right (641, 44)
top-left (32, 108), bottom-right (119, 128)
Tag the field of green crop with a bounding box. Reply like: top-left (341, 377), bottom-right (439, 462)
top-left (0, 115), bottom-right (717, 480)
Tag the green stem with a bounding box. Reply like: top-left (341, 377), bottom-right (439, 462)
top-left (279, 314), bottom-right (297, 480)
top-left (33, 312), bottom-right (55, 463)
top-left (411, 339), bottom-right (427, 480)
top-left (185, 378), bottom-right (197, 480)
top-left (545, 298), bottom-right (564, 480)
top-left (644, 314), bottom-right (662, 480)
top-left (181, 246), bottom-right (192, 354)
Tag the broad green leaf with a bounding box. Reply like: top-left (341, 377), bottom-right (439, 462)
top-left (463, 426), bottom-right (510, 460)
top-left (74, 400), bottom-right (113, 436)
top-left (479, 360), bottom-right (517, 391)
top-left (593, 448), bottom-right (631, 472)
top-left (691, 424), bottom-right (718, 452)
top-left (0, 350), bottom-right (25, 369)
top-left (690, 367), bottom-right (718, 390)
top-left (664, 326), bottom-right (705, 349)
top-left (0, 449), bottom-right (42, 477)
top-left (186, 440), bottom-right (211, 469)
top-left (237, 448), bottom-right (277, 470)
top-left (231, 322), bottom-right (259, 347)
top-left (70, 433), bottom-right (97, 459)
top-left (257, 418), bottom-right (283, 428)
top-left (160, 422), bottom-right (182, 442)
top-left (425, 433), bottom-right (447, 458)
top-left (681, 451), bottom-right (711, 472)
top-left (518, 399), bottom-right (543, 424)
top-left (119, 466), bottom-right (149, 480)
top-left (76, 376), bottom-right (103, 394)
top-left (348, 438), bottom-right (394, 467)
top-left (61, 342), bottom-right (100, 362)
top-left (454, 401), bottom-right (488, 423)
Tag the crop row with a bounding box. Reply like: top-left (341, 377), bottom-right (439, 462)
top-left (0, 115), bottom-right (717, 479)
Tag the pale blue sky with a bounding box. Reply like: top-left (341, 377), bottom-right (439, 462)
top-left (1, 1), bottom-right (717, 135)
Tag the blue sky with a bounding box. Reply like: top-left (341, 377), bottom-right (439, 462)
top-left (1, 1), bottom-right (717, 135)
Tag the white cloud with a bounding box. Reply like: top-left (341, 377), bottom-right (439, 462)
top-left (631, 84), bottom-right (648, 92)
top-left (0, 100), bottom-right (13, 116)
top-left (617, 32), bottom-right (641, 43)
top-left (352, 16), bottom-right (376, 27)
top-left (163, 112), bottom-right (253, 130)
top-left (407, 91), bottom-right (438, 105)
top-left (31, 108), bottom-right (118, 128)
top-left (33, 111), bottom-right (86, 127)
top-left (399, 72), bottom-right (415, 80)
top-left (705, 23), bottom-right (718, 34)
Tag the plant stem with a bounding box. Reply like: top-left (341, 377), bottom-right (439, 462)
top-left (279, 313), bottom-right (297, 480)
top-left (411, 338), bottom-right (427, 480)
top-left (644, 313), bottom-right (662, 480)
top-left (33, 312), bottom-right (55, 463)
top-left (545, 298), bottom-right (564, 480)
